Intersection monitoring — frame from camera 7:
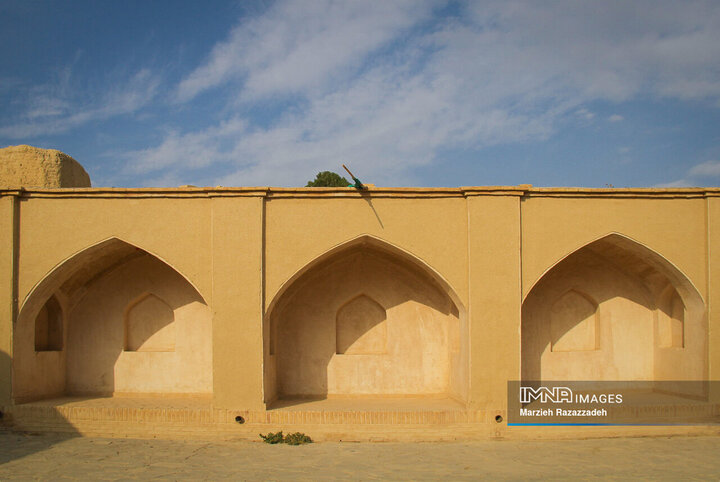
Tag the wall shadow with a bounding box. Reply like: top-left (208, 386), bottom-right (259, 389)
top-left (521, 234), bottom-right (706, 397)
top-left (359, 191), bottom-right (384, 228)
top-left (0, 427), bottom-right (80, 466)
top-left (1, 350), bottom-right (80, 465)
top-left (522, 248), bottom-right (655, 381)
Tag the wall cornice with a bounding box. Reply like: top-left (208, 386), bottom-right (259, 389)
top-left (1, 185), bottom-right (718, 199)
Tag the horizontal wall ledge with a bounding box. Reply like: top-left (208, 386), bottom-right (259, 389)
top-left (2, 185), bottom-right (718, 200)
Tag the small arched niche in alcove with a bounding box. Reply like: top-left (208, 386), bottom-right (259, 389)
top-left (35, 295), bottom-right (63, 352)
top-left (658, 286), bottom-right (684, 349)
top-left (124, 293), bottom-right (176, 352)
top-left (336, 294), bottom-right (387, 355)
top-left (550, 290), bottom-right (599, 352)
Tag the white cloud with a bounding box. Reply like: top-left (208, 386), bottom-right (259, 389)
top-left (123, 117), bottom-right (247, 176)
top-left (654, 179), bottom-right (694, 188)
top-left (464, 1), bottom-right (720, 102)
top-left (658, 160), bottom-right (720, 187)
top-left (136, 55), bottom-right (562, 186)
top-left (176, 0), bottom-right (435, 102)
top-left (576, 108), bottom-right (595, 120)
top-left (688, 160), bottom-right (720, 177)
top-left (0, 68), bottom-right (160, 139)
top-left (120, 1), bottom-right (720, 186)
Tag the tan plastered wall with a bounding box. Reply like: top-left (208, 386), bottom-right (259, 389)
top-left (16, 197), bottom-right (213, 309)
top-left (521, 197), bottom-right (708, 301)
top-left (709, 197), bottom-right (720, 401)
top-left (10, 196), bottom-right (218, 403)
top-left (210, 196), bottom-right (264, 410)
top-left (1, 187), bottom-right (718, 412)
top-left (467, 195), bottom-right (522, 410)
top-left (263, 196), bottom-right (469, 311)
top-left (0, 196), bottom-right (14, 405)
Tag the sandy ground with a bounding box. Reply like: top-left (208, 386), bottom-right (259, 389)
top-left (1, 430), bottom-right (719, 480)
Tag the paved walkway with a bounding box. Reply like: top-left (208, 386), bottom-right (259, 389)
top-left (1, 431), bottom-right (719, 480)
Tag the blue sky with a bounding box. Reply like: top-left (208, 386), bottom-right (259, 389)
top-left (1, 0), bottom-right (720, 188)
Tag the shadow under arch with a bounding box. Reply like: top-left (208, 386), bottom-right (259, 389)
top-left (13, 237), bottom-right (213, 403)
top-left (523, 232), bottom-right (705, 306)
top-left (264, 234), bottom-right (469, 407)
top-left (19, 237), bottom-right (210, 315)
top-left (521, 232), bottom-right (707, 396)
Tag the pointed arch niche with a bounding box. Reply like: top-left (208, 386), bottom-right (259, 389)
top-left (264, 236), bottom-right (468, 406)
top-left (13, 238), bottom-right (213, 403)
top-left (522, 233), bottom-right (706, 388)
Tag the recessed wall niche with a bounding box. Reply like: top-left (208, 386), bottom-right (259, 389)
top-left (550, 290), bottom-right (598, 352)
top-left (124, 293), bottom-right (176, 352)
top-left (658, 288), bottom-right (684, 348)
top-left (336, 294), bottom-right (387, 355)
top-left (34, 295), bottom-right (63, 352)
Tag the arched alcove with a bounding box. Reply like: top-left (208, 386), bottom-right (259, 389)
top-left (13, 238), bottom-right (213, 402)
top-left (522, 233), bottom-right (706, 388)
top-left (264, 235), bottom-right (468, 406)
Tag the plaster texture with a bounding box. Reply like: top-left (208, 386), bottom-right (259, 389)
top-left (0, 145), bottom-right (90, 188)
top-left (0, 146), bottom-right (718, 440)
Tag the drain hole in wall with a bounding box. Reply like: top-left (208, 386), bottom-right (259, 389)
top-left (495, 415), bottom-right (503, 423)
top-left (235, 415), bottom-right (245, 424)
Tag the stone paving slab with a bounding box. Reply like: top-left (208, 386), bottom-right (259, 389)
top-left (1, 430), bottom-right (719, 480)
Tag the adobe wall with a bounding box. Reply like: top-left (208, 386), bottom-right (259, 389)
top-left (0, 145), bottom-right (90, 188)
top-left (0, 185), bottom-right (718, 413)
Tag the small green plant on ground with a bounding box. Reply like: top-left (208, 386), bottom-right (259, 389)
top-left (284, 432), bottom-right (313, 445)
top-left (259, 431), bottom-right (313, 445)
top-left (259, 431), bottom-right (285, 444)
